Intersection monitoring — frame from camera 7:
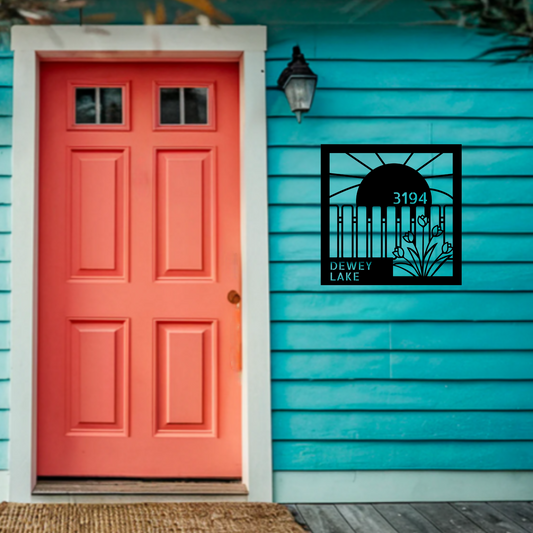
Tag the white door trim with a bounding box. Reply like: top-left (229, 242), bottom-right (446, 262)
top-left (10, 25), bottom-right (272, 503)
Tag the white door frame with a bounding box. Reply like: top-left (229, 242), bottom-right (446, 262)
top-left (9, 25), bottom-right (272, 503)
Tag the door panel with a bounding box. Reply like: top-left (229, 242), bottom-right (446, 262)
top-left (155, 149), bottom-right (213, 279)
top-left (156, 321), bottom-right (215, 433)
top-left (68, 319), bottom-right (128, 434)
top-left (69, 149), bottom-right (128, 279)
top-left (38, 62), bottom-right (241, 478)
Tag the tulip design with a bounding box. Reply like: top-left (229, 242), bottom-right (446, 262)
top-left (392, 246), bottom-right (404, 259)
top-left (402, 231), bottom-right (414, 243)
top-left (393, 221), bottom-right (453, 277)
top-left (417, 215), bottom-right (429, 227)
top-left (442, 242), bottom-right (453, 254)
top-left (432, 225), bottom-right (443, 237)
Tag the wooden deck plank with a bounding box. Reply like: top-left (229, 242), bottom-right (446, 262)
top-left (285, 505), bottom-right (310, 531)
top-left (452, 503), bottom-right (530, 533)
top-left (413, 503), bottom-right (485, 533)
top-left (373, 504), bottom-right (442, 533)
top-left (33, 479), bottom-right (248, 495)
top-left (298, 504), bottom-right (355, 533)
top-left (489, 503), bottom-right (533, 533)
top-left (337, 504), bottom-right (398, 533)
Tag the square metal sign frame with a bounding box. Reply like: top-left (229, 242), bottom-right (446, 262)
top-left (320, 144), bottom-right (462, 286)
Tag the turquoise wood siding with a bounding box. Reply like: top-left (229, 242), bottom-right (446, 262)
top-left (266, 20), bottom-right (533, 472)
top-left (0, 0), bottom-right (531, 479)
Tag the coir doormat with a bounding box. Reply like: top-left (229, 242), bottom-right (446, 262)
top-left (0, 502), bottom-right (306, 533)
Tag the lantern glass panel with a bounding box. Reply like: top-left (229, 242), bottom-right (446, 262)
top-left (284, 76), bottom-right (317, 112)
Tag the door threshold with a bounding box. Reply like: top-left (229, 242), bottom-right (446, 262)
top-left (34, 478), bottom-right (248, 496)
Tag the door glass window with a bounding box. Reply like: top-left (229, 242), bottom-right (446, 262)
top-left (75, 87), bottom-right (123, 125)
top-left (75, 88), bottom-right (97, 124)
top-left (99, 88), bottom-right (123, 124)
top-left (184, 88), bottom-right (208, 124)
top-left (160, 87), bottom-right (208, 125)
top-left (160, 88), bottom-right (181, 125)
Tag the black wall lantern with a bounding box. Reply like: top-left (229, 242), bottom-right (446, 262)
top-left (277, 46), bottom-right (318, 123)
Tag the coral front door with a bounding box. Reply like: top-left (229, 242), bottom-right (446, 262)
top-left (37, 62), bottom-right (241, 478)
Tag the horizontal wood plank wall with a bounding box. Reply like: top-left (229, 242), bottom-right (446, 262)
top-left (266, 21), bottom-right (533, 474)
top-left (1, 0), bottom-right (532, 483)
top-left (0, 52), bottom-right (11, 470)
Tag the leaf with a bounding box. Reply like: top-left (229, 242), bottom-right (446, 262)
top-left (393, 263), bottom-right (419, 277)
top-left (26, 16), bottom-right (53, 25)
top-left (17, 9), bottom-right (45, 20)
top-left (155, 0), bottom-right (167, 24)
top-left (53, 1), bottom-right (87, 11)
top-left (407, 242), bottom-right (422, 262)
top-left (196, 13), bottom-right (211, 26)
top-left (82, 13), bottom-right (116, 23)
top-left (431, 5), bottom-right (451, 19)
top-left (407, 248), bottom-right (422, 276)
top-left (476, 43), bottom-right (533, 58)
top-left (143, 8), bottom-right (157, 25)
top-left (174, 8), bottom-right (200, 24)
top-left (423, 242), bottom-right (439, 275)
top-left (173, 0), bottom-right (233, 23)
top-left (427, 254), bottom-right (453, 277)
top-left (424, 0), bottom-right (533, 62)
top-left (18, 8), bottom-right (54, 24)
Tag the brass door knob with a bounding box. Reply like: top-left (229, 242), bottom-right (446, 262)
top-left (227, 290), bottom-right (241, 304)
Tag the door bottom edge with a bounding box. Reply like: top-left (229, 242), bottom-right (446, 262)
top-left (33, 478), bottom-right (248, 496)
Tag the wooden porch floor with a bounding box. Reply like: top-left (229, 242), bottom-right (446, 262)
top-left (286, 502), bottom-right (533, 533)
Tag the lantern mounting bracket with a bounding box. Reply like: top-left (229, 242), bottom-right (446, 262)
top-left (277, 45), bottom-right (318, 123)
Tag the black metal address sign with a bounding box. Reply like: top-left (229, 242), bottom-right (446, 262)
top-left (321, 144), bottom-right (462, 285)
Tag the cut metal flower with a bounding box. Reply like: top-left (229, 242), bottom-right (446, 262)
top-left (402, 231), bottom-right (415, 243)
top-left (431, 225), bottom-right (443, 237)
top-left (392, 246), bottom-right (404, 259)
top-left (417, 215), bottom-right (429, 227)
top-left (442, 242), bottom-right (453, 254)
